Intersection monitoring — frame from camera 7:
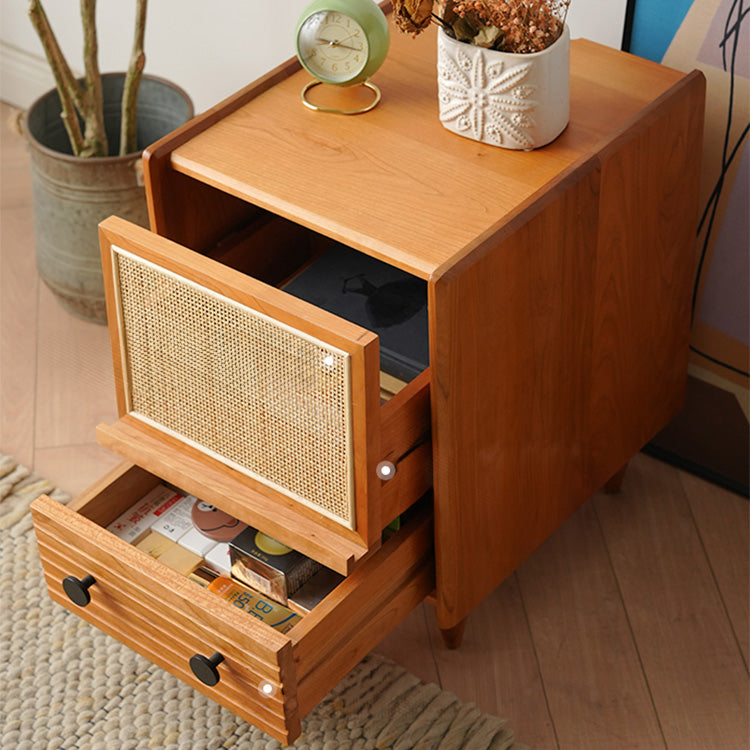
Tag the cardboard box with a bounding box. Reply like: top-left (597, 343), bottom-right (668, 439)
top-left (149, 494), bottom-right (197, 542)
top-left (134, 530), bottom-right (175, 558)
top-left (188, 567), bottom-right (218, 588)
top-left (106, 485), bottom-right (186, 544)
top-left (288, 567), bottom-right (343, 614)
top-left (203, 543), bottom-right (231, 576)
top-left (191, 500), bottom-right (247, 542)
top-left (177, 527), bottom-right (217, 557)
top-left (135, 527), bottom-right (217, 584)
top-left (151, 496), bottom-right (249, 557)
top-left (157, 544), bottom-right (203, 577)
top-left (229, 528), bottom-right (321, 604)
top-left (207, 576), bottom-right (302, 633)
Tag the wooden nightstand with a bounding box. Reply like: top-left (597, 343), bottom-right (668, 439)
top-left (31, 17), bottom-right (705, 745)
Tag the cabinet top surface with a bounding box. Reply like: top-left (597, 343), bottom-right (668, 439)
top-left (170, 22), bottom-right (688, 279)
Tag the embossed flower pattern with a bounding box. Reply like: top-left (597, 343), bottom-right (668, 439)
top-left (437, 33), bottom-right (539, 149)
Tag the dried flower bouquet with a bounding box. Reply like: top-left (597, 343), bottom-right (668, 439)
top-left (393, 0), bottom-right (571, 54)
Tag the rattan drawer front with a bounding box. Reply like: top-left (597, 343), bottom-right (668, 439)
top-left (30, 463), bottom-right (433, 745)
top-left (98, 216), bottom-right (432, 571)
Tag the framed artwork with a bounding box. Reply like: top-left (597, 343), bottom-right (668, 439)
top-left (624, 0), bottom-right (749, 496)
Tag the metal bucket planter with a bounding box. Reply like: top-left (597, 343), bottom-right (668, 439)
top-left (23, 74), bottom-right (193, 324)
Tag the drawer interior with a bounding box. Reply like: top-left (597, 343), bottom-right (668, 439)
top-left (31, 462), bottom-right (433, 744)
top-left (203, 208), bottom-right (329, 288)
top-left (147, 172), bottom-right (431, 391)
top-left (182, 203), bottom-right (431, 394)
top-left (200, 205), bottom-right (434, 407)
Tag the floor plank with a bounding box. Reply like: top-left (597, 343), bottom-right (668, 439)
top-left (517, 499), bottom-right (664, 750)
top-left (0, 106), bottom-right (31, 208)
top-left (373, 601), bottom-right (441, 686)
top-left (33, 442), bottom-right (123, 499)
top-left (595, 453), bottom-right (750, 750)
top-left (680, 470), bottom-right (749, 667)
top-left (34, 282), bottom-right (117, 451)
top-left (0, 105), bottom-right (38, 465)
top-left (427, 574), bottom-right (559, 750)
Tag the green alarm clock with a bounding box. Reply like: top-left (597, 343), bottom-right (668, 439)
top-left (295, 0), bottom-right (390, 114)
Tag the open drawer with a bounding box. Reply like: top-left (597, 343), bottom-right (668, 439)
top-left (97, 216), bottom-right (432, 573)
top-left (30, 462), bottom-right (434, 745)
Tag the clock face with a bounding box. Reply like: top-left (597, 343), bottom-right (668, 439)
top-left (296, 11), bottom-right (369, 85)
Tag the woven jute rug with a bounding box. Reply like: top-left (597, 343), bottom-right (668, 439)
top-left (0, 453), bottom-right (529, 750)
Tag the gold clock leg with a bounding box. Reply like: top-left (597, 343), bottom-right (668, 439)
top-left (300, 80), bottom-right (382, 115)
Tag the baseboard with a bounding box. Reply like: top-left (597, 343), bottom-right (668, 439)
top-left (643, 444), bottom-right (749, 499)
top-left (645, 375), bottom-right (750, 499)
top-left (0, 41), bottom-right (56, 109)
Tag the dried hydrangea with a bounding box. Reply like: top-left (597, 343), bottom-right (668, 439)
top-left (392, 0), bottom-right (435, 34)
top-left (392, 0), bottom-right (571, 53)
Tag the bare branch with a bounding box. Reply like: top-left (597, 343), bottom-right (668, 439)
top-left (28, 0), bottom-right (86, 154)
top-left (120, 0), bottom-right (147, 155)
top-left (80, 0), bottom-right (107, 156)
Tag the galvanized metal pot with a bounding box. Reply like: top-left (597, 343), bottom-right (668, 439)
top-left (23, 74), bottom-right (193, 324)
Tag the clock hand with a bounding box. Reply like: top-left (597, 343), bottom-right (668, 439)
top-left (333, 30), bottom-right (360, 45)
top-left (315, 36), bottom-right (362, 51)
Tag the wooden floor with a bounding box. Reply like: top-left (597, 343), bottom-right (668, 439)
top-left (2, 101), bottom-right (748, 750)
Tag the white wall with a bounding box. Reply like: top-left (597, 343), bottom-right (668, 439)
top-left (0, 0), bottom-right (627, 113)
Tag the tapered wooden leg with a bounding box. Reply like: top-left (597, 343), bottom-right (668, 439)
top-left (603, 462), bottom-right (629, 494)
top-left (439, 617), bottom-right (468, 649)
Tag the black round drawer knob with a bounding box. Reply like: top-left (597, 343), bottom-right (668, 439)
top-left (62, 574), bottom-right (96, 607)
top-left (189, 652), bottom-right (225, 686)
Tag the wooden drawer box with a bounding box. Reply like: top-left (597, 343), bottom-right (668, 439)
top-left (31, 462), bottom-right (434, 745)
top-left (96, 215), bottom-right (433, 574)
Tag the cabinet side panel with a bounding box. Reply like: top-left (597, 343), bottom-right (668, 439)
top-left (430, 163), bottom-right (601, 630)
top-left (430, 72), bottom-right (706, 630)
top-left (587, 71), bottom-right (706, 486)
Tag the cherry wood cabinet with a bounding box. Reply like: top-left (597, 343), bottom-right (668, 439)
top-left (32, 17), bottom-right (705, 745)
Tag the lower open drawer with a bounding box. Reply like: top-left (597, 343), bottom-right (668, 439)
top-left (30, 462), bottom-right (434, 744)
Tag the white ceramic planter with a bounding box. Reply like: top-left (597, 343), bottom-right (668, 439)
top-left (437, 24), bottom-right (570, 150)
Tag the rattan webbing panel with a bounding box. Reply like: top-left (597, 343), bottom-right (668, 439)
top-left (112, 246), bottom-right (355, 528)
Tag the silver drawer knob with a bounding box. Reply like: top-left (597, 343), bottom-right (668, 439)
top-left (376, 460), bottom-right (396, 480)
